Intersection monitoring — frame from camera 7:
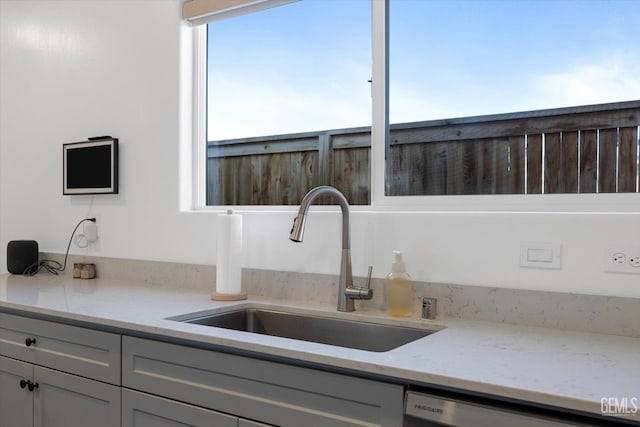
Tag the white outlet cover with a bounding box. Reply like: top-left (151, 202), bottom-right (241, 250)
top-left (603, 246), bottom-right (640, 275)
top-left (84, 221), bottom-right (98, 242)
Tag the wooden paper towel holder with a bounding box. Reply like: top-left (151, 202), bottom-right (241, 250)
top-left (211, 291), bottom-right (247, 301)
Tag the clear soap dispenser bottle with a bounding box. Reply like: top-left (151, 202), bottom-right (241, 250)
top-left (386, 251), bottom-right (413, 317)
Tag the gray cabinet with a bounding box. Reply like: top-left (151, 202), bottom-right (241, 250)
top-left (123, 336), bottom-right (404, 427)
top-left (0, 313), bottom-right (122, 427)
top-left (2, 312), bottom-right (404, 427)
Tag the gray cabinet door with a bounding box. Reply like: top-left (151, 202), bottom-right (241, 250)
top-left (122, 389), bottom-right (238, 427)
top-left (0, 355), bottom-right (33, 427)
top-left (33, 366), bottom-right (121, 427)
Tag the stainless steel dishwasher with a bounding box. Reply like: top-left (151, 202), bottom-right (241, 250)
top-left (403, 389), bottom-right (639, 426)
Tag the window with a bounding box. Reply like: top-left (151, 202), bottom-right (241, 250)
top-left (198, 0), bottom-right (640, 207)
top-left (205, 0), bottom-right (371, 205)
top-left (387, 0), bottom-right (640, 197)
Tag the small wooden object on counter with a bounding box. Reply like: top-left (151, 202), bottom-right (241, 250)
top-left (80, 264), bottom-right (97, 280)
top-left (73, 263), bottom-right (84, 278)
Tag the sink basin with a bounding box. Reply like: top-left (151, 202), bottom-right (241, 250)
top-left (171, 308), bottom-right (437, 352)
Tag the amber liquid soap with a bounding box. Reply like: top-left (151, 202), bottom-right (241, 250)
top-left (386, 251), bottom-right (413, 317)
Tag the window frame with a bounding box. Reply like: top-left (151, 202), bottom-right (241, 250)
top-left (190, 0), bottom-right (640, 213)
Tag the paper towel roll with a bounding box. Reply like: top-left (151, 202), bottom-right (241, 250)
top-left (214, 210), bottom-right (245, 300)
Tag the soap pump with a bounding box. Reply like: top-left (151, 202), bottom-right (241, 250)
top-left (386, 251), bottom-right (413, 317)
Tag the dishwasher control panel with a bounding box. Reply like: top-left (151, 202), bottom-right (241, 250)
top-left (405, 391), bottom-right (451, 423)
top-left (404, 390), bottom-right (600, 427)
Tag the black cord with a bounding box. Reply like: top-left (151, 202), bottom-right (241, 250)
top-left (23, 218), bottom-right (96, 277)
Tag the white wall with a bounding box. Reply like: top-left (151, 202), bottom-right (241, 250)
top-left (1, 0), bottom-right (639, 298)
top-left (0, 0), bottom-right (209, 268)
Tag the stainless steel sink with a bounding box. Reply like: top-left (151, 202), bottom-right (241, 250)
top-left (172, 308), bottom-right (437, 352)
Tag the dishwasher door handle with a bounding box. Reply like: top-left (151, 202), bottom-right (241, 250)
top-left (405, 391), bottom-right (592, 427)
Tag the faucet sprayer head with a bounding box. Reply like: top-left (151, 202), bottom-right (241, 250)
top-left (289, 214), bottom-right (305, 242)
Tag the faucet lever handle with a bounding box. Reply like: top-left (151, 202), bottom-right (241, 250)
top-left (344, 266), bottom-right (374, 301)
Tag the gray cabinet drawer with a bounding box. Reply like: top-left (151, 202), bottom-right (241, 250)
top-left (0, 313), bottom-right (120, 384)
top-left (122, 389), bottom-right (238, 427)
top-left (123, 336), bottom-right (403, 427)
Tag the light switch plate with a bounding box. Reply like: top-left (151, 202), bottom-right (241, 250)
top-left (520, 242), bottom-right (562, 269)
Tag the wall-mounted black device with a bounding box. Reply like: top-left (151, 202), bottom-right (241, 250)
top-left (7, 240), bottom-right (39, 274)
top-left (63, 136), bottom-right (118, 195)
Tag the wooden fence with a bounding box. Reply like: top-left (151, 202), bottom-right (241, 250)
top-left (207, 101), bottom-right (640, 205)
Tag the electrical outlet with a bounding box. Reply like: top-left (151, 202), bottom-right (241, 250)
top-left (604, 247), bottom-right (640, 274)
top-left (73, 218), bottom-right (99, 248)
top-left (612, 253), bottom-right (626, 265)
top-left (84, 220), bottom-right (98, 242)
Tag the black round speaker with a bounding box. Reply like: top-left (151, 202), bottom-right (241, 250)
top-left (7, 240), bottom-right (39, 274)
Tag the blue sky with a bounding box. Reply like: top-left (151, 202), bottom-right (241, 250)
top-left (207, 0), bottom-right (640, 140)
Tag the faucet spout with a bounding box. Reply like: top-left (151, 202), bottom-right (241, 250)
top-left (290, 186), bottom-right (371, 312)
top-left (290, 186), bottom-right (350, 249)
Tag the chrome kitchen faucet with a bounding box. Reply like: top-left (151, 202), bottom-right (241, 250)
top-left (290, 186), bottom-right (373, 312)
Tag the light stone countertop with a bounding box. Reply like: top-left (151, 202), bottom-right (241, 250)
top-left (1, 273), bottom-right (639, 422)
